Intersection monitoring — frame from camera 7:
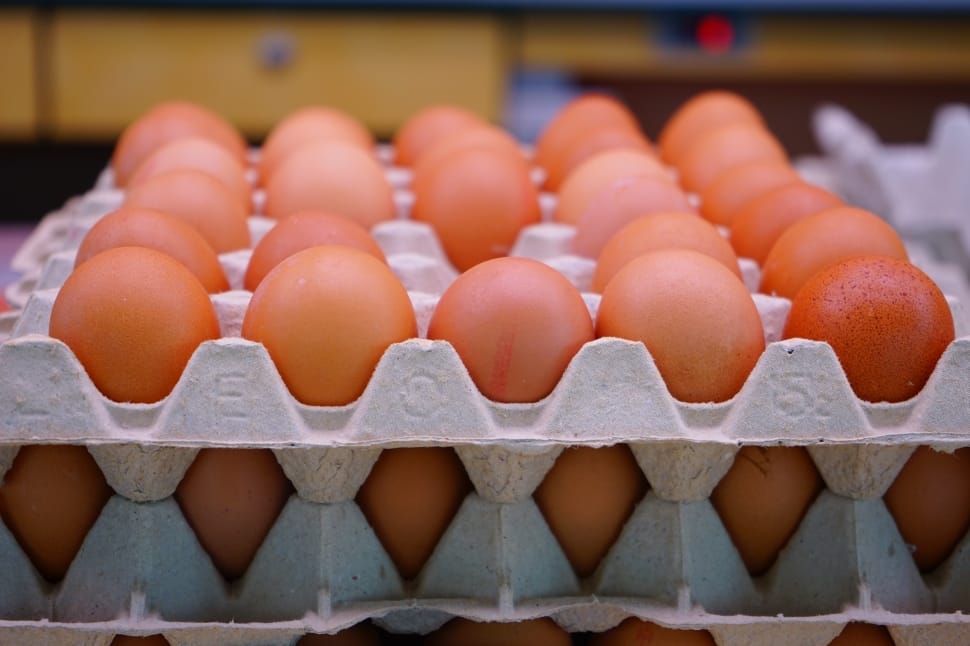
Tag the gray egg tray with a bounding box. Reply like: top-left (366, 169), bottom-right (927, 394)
top-left (2, 170), bottom-right (970, 644)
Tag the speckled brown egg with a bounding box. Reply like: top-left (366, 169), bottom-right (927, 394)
top-left (783, 256), bottom-right (954, 403)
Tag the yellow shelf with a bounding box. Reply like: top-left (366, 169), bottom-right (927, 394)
top-left (48, 9), bottom-right (507, 139)
top-left (0, 9), bottom-right (38, 138)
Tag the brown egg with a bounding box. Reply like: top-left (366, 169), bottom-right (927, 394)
top-left (544, 124), bottom-right (652, 192)
top-left (123, 168), bottom-right (251, 253)
top-left (589, 618), bottom-right (716, 646)
top-left (263, 140), bottom-right (396, 228)
top-left (413, 124), bottom-right (524, 182)
top-left (729, 181), bottom-right (843, 264)
top-left (427, 257), bottom-right (594, 403)
top-left (710, 446), bottom-right (824, 576)
top-left (243, 210), bottom-right (386, 291)
top-left (241, 245), bottom-right (416, 406)
top-left (0, 445), bottom-right (113, 582)
top-left (555, 149), bottom-right (671, 225)
top-left (75, 206), bottom-right (229, 294)
top-left (111, 635), bottom-right (171, 645)
top-left (425, 618), bottom-right (571, 646)
top-left (592, 212), bottom-right (741, 293)
top-left (175, 448), bottom-right (292, 581)
top-left (759, 206), bottom-right (908, 299)
top-left (676, 122), bottom-right (787, 194)
top-left (356, 447), bottom-right (472, 580)
top-left (259, 106), bottom-right (374, 186)
top-left (828, 623), bottom-right (896, 646)
top-left (49, 246), bottom-right (221, 403)
top-left (128, 136), bottom-right (252, 211)
top-left (658, 90), bottom-right (764, 167)
top-left (596, 249), bottom-right (764, 403)
top-left (571, 174), bottom-right (696, 259)
top-left (533, 446), bottom-right (648, 577)
top-left (783, 256), bottom-right (954, 403)
top-left (698, 159), bottom-right (799, 227)
top-left (392, 104), bottom-right (485, 167)
top-left (884, 446), bottom-right (970, 572)
top-left (111, 100), bottom-right (248, 187)
top-left (411, 146), bottom-right (540, 272)
top-left (534, 93), bottom-right (640, 177)
top-left (297, 623), bottom-right (382, 646)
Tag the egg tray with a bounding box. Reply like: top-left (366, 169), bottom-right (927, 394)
top-left (3, 174), bottom-right (970, 643)
top-left (2, 274), bottom-right (970, 642)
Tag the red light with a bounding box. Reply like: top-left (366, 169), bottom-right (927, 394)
top-left (696, 14), bottom-right (735, 55)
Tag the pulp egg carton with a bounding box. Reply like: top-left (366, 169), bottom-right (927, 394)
top-left (801, 103), bottom-right (970, 270)
top-left (2, 254), bottom-right (970, 646)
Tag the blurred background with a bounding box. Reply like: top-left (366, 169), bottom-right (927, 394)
top-left (1, 0), bottom-right (969, 225)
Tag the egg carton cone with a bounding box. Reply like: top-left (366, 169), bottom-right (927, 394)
top-left (811, 103), bottom-right (970, 263)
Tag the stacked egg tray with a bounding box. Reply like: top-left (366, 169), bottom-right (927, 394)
top-left (1, 153), bottom-right (969, 646)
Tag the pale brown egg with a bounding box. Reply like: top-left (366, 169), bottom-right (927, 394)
top-left (590, 618), bottom-right (717, 646)
top-left (783, 256), bottom-right (954, 403)
top-left (710, 446), bottom-right (823, 576)
top-left (411, 146), bottom-right (540, 272)
top-left (425, 618), bottom-right (571, 646)
top-left (759, 206), bottom-right (908, 299)
top-left (111, 100), bottom-right (248, 187)
top-left (658, 90), bottom-right (764, 167)
top-left (676, 122), bottom-right (787, 194)
top-left (571, 174), bottom-right (696, 259)
top-left (413, 124), bottom-right (524, 182)
top-left (75, 206), bottom-right (229, 294)
top-left (123, 168), bottom-right (251, 253)
top-left (175, 448), bottom-right (293, 581)
top-left (592, 212), bottom-right (741, 293)
top-left (596, 249), bottom-right (764, 403)
top-left (729, 181), bottom-right (843, 264)
top-left (127, 136), bottom-right (252, 211)
top-left (243, 210), bottom-right (385, 291)
top-left (555, 149), bottom-right (671, 225)
top-left (544, 123), bottom-right (653, 192)
top-left (427, 257), bottom-right (594, 403)
top-left (258, 106), bottom-right (374, 186)
top-left (49, 246), bottom-right (221, 404)
top-left (698, 159), bottom-right (799, 227)
top-left (356, 447), bottom-right (472, 580)
top-left (0, 445), bottom-right (113, 582)
top-left (534, 93), bottom-right (640, 178)
top-left (241, 245), bottom-right (416, 406)
top-left (533, 445), bottom-right (647, 577)
top-left (263, 140), bottom-right (396, 228)
top-left (392, 104), bottom-right (485, 167)
top-left (884, 446), bottom-right (970, 572)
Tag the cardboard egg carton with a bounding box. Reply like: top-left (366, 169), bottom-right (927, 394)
top-left (1, 257), bottom-right (969, 644)
top-left (4, 152), bottom-right (970, 644)
top-left (805, 103), bottom-right (970, 271)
